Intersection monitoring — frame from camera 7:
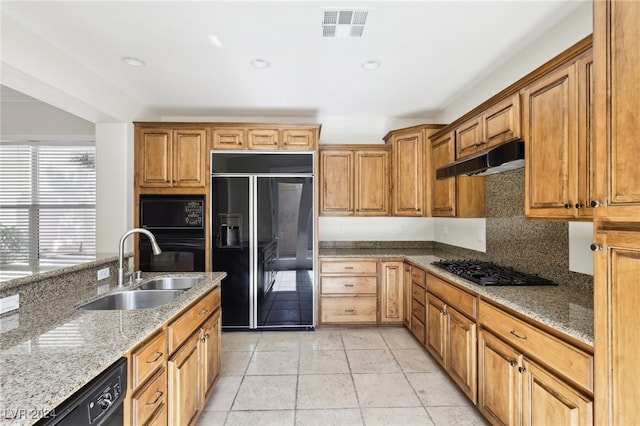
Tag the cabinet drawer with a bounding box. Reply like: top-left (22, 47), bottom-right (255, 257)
top-left (320, 260), bottom-right (378, 275)
top-left (412, 298), bottom-right (426, 321)
top-left (321, 276), bottom-right (377, 294)
top-left (131, 330), bottom-right (166, 389)
top-left (411, 316), bottom-right (425, 344)
top-left (320, 296), bottom-right (377, 323)
top-left (131, 368), bottom-right (167, 426)
top-left (411, 267), bottom-right (426, 288)
top-left (479, 301), bottom-right (593, 391)
top-left (411, 283), bottom-right (425, 305)
top-left (427, 273), bottom-right (477, 319)
top-left (168, 289), bottom-right (219, 354)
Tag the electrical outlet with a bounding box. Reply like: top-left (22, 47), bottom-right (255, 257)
top-left (443, 226), bottom-right (449, 236)
top-left (340, 224), bottom-right (345, 234)
top-left (97, 268), bottom-right (110, 281)
top-left (0, 294), bottom-right (19, 315)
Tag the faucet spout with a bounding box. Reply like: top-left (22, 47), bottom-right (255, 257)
top-left (117, 228), bottom-right (162, 286)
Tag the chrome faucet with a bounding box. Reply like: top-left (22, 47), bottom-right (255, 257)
top-left (117, 228), bottom-right (162, 287)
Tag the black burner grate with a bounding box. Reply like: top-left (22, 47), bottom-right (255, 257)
top-left (431, 260), bottom-right (557, 286)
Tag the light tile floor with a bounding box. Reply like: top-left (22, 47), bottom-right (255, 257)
top-left (197, 327), bottom-right (489, 426)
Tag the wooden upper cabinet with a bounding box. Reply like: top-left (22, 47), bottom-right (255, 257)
top-left (456, 116), bottom-right (483, 160)
top-left (431, 131), bottom-right (484, 217)
top-left (136, 127), bottom-right (206, 189)
top-left (211, 125), bottom-right (318, 151)
top-left (282, 128), bottom-right (316, 150)
top-left (319, 150), bottom-right (354, 215)
top-left (523, 61), bottom-right (579, 219)
top-left (211, 127), bottom-right (246, 150)
top-left (247, 128), bottom-right (279, 150)
top-left (390, 131), bottom-right (425, 216)
top-left (593, 1), bottom-right (640, 220)
top-left (319, 146), bottom-right (390, 216)
top-left (576, 50), bottom-right (596, 219)
top-left (483, 94), bottom-right (521, 150)
top-left (431, 131), bottom-right (456, 217)
top-left (355, 149), bottom-right (390, 216)
top-left (455, 94), bottom-right (521, 160)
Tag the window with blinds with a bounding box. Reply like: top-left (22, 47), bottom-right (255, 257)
top-left (0, 141), bottom-right (96, 281)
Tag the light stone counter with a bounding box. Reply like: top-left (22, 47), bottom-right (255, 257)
top-left (0, 270), bottom-right (225, 426)
top-left (319, 249), bottom-right (593, 347)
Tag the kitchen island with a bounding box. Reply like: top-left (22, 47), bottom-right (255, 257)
top-left (0, 261), bottom-right (225, 426)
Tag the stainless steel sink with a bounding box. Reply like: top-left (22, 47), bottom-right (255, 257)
top-left (77, 290), bottom-right (184, 310)
top-left (137, 276), bottom-right (203, 291)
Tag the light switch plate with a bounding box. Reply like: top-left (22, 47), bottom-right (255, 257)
top-left (0, 294), bottom-right (20, 315)
top-left (97, 268), bottom-right (110, 281)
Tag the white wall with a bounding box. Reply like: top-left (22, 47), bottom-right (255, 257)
top-left (318, 217), bottom-right (434, 241)
top-left (96, 123), bottom-right (135, 254)
top-left (432, 218), bottom-right (486, 252)
top-left (569, 222), bottom-right (594, 275)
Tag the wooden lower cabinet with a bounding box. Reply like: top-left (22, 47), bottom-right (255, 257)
top-left (130, 369), bottom-right (167, 426)
top-left (478, 298), bottom-right (593, 426)
top-left (425, 292), bottom-right (477, 403)
top-left (199, 309), bottom-right (221, 402)
top-left (403, 263), bottom-right (412, 328)
top-left (124, 287), bottom-right (222, 426)
top-left (522, 358), bottom-right (593, 426)
top-left (478, 329), bottom-right (522, 426)
top-left (379, 261), bottom-right (403, 324)
top-left (168, 333), bottom-right (201, 426)
top-left (126, 330), bottom-right (167, 426)
top-left (479, 329), bottom-right (593, 426)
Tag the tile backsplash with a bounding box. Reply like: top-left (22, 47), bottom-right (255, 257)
top-left (436, 168), bottom-right (593, 289)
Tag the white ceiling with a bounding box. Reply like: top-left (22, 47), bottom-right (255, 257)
top-left (1, 1), bottom-right (589, 123)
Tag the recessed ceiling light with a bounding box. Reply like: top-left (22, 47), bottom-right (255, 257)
top-left (361, 60), bottom-right (381, 71)
top-left (250, 58), bottom-right (270, 69)
top-left (208, 34), bottom-right (222, 48)
top-left (122, 57), bottom-right (146, 67)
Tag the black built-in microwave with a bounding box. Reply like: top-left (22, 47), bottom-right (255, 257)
top-left (139, 195), bottom-right (205, 272)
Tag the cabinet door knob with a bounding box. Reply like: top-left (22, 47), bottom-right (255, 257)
top-left (590, 243), bottom-right (603, 252)
top-left (564, 203), bottom-right (572, 209)
top-left (590, 200), bottom-right (602, 208)
top-left (518, 366), bottom-right (527, 374)
top-left (509, 360), bottom-right (517, 367)
top-left (575, 203), bottom-right (584, 209)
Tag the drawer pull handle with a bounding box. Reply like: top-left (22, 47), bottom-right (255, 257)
top-left (145, 351), bottom-right (163, 364)
top-left (344, 309), bottom-right (354, 313)
top-left (344, 266), bottom-right (354, 270)
top-left (198, 308), bottom-right (210, 317)
top-left (510, 330), bottom-right (527, 340)
top-left (146, 391), bottom-right (164, 406)
top-left (344, 284), bottom-right (354, 287)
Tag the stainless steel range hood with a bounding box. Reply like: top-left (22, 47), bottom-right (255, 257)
top-left (436, 139), bottom-right (525, 179)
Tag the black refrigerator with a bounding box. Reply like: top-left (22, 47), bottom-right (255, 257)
top-left (211, 152), bottom-right (315, 330)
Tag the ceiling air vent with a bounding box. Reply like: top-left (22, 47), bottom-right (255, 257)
top-left (322, 9), bottom-right (368, 38)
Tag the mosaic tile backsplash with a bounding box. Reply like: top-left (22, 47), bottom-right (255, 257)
top-left (436, 168), bottom-right (592, 289)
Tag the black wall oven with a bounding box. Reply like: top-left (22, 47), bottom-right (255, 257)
top-left (139, 195), bottom-right (206, 272)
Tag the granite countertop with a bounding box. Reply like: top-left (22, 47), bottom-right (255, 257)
top-left (320, 248), bottom-right (594, 347)
top-left (0, 271), bottom-right (226, 426)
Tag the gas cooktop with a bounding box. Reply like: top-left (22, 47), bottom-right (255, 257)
top-left (431, 260), bottom-right (557, 286)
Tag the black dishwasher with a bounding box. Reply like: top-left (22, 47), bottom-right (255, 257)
top-left (35, 358), bottom-right (127, 426)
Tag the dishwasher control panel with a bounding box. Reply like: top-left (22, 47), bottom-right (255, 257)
top-left (88, 377), bottom-right (123, 423)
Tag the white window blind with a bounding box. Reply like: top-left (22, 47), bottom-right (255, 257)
top-left (0, 141), bottom-right (96, 281)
